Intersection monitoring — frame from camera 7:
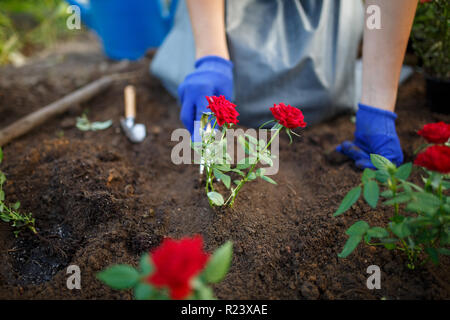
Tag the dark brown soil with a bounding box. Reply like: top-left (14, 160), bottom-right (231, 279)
top-left (0, 40), bottom-right (449, 300)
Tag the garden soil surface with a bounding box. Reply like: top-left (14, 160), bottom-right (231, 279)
top-left (0, 38), bottom-right (449, 300)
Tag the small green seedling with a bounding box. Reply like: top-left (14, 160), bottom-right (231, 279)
top-left (76, 111), bottom-right (112, 131)
top-left (0, 147), bottom-right (37, 236)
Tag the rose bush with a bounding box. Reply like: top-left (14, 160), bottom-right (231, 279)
top-left (334, 122), bottom-right (450, 269)
top-left (194, 96), bottom-right (306, 207)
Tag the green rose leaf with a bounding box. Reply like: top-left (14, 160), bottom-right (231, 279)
top-left (437, 248), bottom-right (450, 255)
top-left (380, 190), bottom-right (394, 199)
top-left (97, 265), bottom-right (140, 289)
top-left (363, 180), bottom-right (379, 208)
top-left (366, 227), bottom-right (389, 239)
top-left (389, 221), bottom-right (411, 239)
top-left (207, 192), bottom-right (224, 206)
top-left (247, 172), bottom-right (257, 181)
top-left (213, 169), bottom-right (231, 189)
top-left (383, 193), bottom-right (411, 206)
top-left (338, 235), bottom-right (362, 258)
top-left (362, 168), bottom-right (376, 183)
top-left (334, 186), bottom-right (361, 216)
top-left (395, 163), bottom-right (412, 180)
top-left (203, 241), bottom-right (233, 284)
top-left (134, 282), bottom-right (154, 300)
top-left (139, 253), bottom-right (153, 276)
top-left (375, 170), bottom-right (390, 183)
top-left (425, 247), bottom-right (439, 265)
top-left (370, 154), bottom-right (395, 171)
top-left (261, 175), bottom-right (277, 185)
top-left (346, 221), bottom-right (370, 237)
top-left (0, 147), bottom-right (3, 164)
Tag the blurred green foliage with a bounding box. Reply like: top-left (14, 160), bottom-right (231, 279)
top-left (0, 0), bottom-right (80, 65)
top-left (411, 0), bottom-right (450, 79)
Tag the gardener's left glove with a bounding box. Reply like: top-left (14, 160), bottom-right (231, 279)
top-left (336, 103), bottom-right (404, 169)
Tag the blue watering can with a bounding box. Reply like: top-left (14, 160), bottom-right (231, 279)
top-left (66, 0), bottom-right (178, 60)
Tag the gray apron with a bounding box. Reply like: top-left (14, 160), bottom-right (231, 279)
top-left (151, 0), bottom-right (364, 127)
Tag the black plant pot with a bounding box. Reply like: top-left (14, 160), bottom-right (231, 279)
top-left (425, 76), bottom-right (450, 114)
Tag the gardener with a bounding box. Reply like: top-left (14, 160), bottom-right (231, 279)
top-left (151, 0), bottom-right (418, 169)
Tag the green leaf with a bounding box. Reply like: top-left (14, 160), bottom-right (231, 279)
top-left (213, 169), bottom-right (231, 189)
top-left (333, 186), bottom-right (361, 216)
top-left (244, 134), bottom-right (259, 146)
top-left (0, 190), bottom-right (4, 202)
top-left (380, 190), bottom-right (394, 198)
top-left (203, 241), bottom-right (233, 283)
top-left (383, 193), bottom-right (411, 206)
top-left (437, 248), bottom-right (450, 255)
top-left (375, 170), bottom-right (390, 183)
top-left (247, 172), bottom-right (257, 181)
top-left (97, 265), bottom-right (140, 289)
top-left (362, 168), bottom-right (376, 183)
top-left (261, 175), bottom-right (277, 185)
top-left (366, 227), bottom-right (389, 239)
top-left (238, 136), bottom-right (251, 155)
top-left (196, 284), bottom-right (215, 300)
top-left (90, 120), bottom-right (113, 131)
top-left (425, 247), bottom-right (439, 265)
top-left (346, 221), bottom-right (370, 236)
top-left (134, 283), bottom-right (154, 300)
top-left (395, 163), bottom-right (412, 180)
top-left (234, 180), bottom-right (241, 185)
top-left (0, 172), bottom-right (6, 185)
top-left (338, 235), bottom-right (362, 258)
top-left (139, 253), bottom-right (153, 276)
top-left (370, 154), bottom-right (395, 171)
top-left (389, 221), bottom-right (411, 238)
top-left (12, 202), bottom-right (20, 210)
top-left (363, 180), bottom-right (379, 208)
top-left (207, 192), bottom-right (224, 206)
top-left (0, 147), bottom-right (3, 164)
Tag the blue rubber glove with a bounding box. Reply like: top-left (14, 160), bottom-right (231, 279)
top-left (336, 103), bottom-right (404, 169)
top-left (178, 55), bottom-right (234, 138)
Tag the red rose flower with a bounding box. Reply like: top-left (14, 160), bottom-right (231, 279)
top-left (270, 103), bottom-right (307, 129)
top-left (147, 236), bottom-right (209, 299)
top-left (414, 145), bottom-right (450, 174)
top-left (417, 122), bottom-right (450, 144)
top-left (206, 95), bottom-right (239, 127)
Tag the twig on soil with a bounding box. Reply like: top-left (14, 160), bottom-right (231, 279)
top-left (0, 71), bottom-right (141, 147)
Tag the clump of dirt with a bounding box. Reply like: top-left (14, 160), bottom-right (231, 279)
top-left (0, 42), bottom-right (449, 299)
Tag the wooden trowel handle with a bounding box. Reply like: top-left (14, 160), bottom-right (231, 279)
top-left (124, 85), bottom-right (136, 118)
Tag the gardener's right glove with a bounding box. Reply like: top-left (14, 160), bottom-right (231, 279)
top-left (178, 55), bottom-right (234, 140)
top-left (336, 103), bottom-right (404, 169)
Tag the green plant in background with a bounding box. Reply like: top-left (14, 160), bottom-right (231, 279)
top-left (334, 148), bottom-right (449, 269)
top-left (0, 147), bottom-right (37, 236)
top-left (0, 0), bottom-right (78, 65)
top-left (76, 111), bottom-right (113, 132)
top-left (411, 0), bottom-right (450, 79)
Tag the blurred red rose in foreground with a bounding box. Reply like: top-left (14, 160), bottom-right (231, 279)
top-left (147, 235), bottom-right (209, 299)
